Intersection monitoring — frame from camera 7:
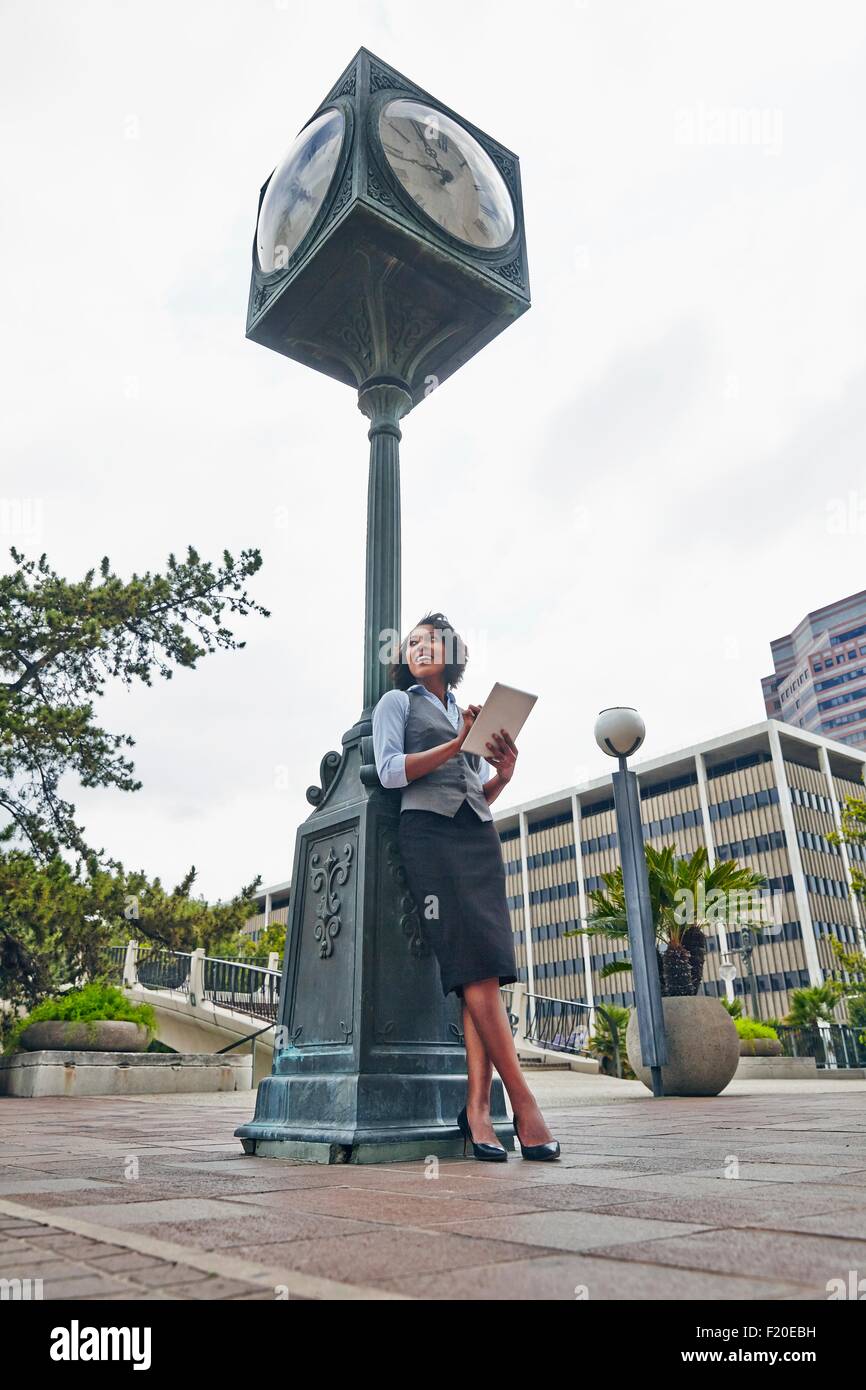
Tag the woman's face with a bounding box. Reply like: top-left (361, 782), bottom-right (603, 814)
top-left (406, 624), bottom-right (449, 681)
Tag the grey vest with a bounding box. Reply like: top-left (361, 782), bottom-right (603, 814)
top-left (399, 687), bottom-right (492, 821)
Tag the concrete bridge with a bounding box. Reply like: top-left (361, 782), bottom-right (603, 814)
top-left (114, 943), bottom-right (281, 1086)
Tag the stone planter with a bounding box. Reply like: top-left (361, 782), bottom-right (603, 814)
top-left (626, 996), bottom-right (739, 1096)
top-left (0, 1052), bottom-right (251, 1097)
top-left (738, 1037), bottom-right (782, 1057)
top-left (19, 1021), bottom-right (150, 1053)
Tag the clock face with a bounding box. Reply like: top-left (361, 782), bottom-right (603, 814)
top-left (378, 99), bottom-right (515, 249)
top-left (256, 108), bottom-right (345, 272)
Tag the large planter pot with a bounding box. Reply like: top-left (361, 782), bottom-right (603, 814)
top-left (19, 1021), bottom-right (150, 1053)
top-left (626, 996), bottom-right (739, 1096)
top-left (739, 1037), bottom-right (782, 1057)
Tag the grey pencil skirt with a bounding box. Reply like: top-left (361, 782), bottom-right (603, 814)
top-left (397, 798), bottom-right (519, 999)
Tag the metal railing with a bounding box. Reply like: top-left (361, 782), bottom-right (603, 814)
top-left (499, 986), bottom-right (520, 1038)
top-left (105, 946), bottom-right (126, 983)
top-left (775, 1023), bottom-right (866, 1070)
top-left (202, 956), bottom-right (280, 1024)
top-left (133, 947), bottom-right (192, 994)
top-left (120, 943), bottom-right (282, 1025)
top-left (522, 989), bottom-right (593, 1056)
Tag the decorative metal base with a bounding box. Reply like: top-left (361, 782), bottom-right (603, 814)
top-left (239, 1124), bottom-right (516, 1166)
top-left (234, 1067), bottom-right (513, 1163)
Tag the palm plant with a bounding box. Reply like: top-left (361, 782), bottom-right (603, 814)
top-left (566, 845), bottom-right (768, 998)
top-left (586, 1003), bottom-right (634, 1079)
top-left (784, 983), bottom-right (842, 1026)
top-left (782, 984), bottom-right (845, 1068)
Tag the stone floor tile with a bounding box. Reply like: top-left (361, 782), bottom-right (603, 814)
top-left (585, 1226), bottom-right (866, 1289)
top-left (226, 1186), bottom-right (547, 1227)
top-left (124, 1264), bottom-right (213, 1288)
top-left (175, 1276), bottom-right (271, 1299)
top-left (221, 1228), bottom-right (560, 1283)
top-left (83, 1251), bottom-right (169, 1272)
top-left (429, 1209), bottom-right (711, 1251)
top-left (45, 1196), bottom-right (263, 1226)
top-left (128, 1211), bottom-right (405, 1249)
top-left (46, 1274), bottom-right (139, 1299)
top-left (743, 1205), bottom-right (866, 1239)
top-left (372, 1253), bottom-right (811, 1300)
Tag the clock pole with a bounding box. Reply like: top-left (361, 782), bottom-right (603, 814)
top-left (357, 377), bottom-right (412, 713)
top-left (235, 47), bottom-right (529, 1164)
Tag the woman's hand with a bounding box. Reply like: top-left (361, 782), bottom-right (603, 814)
top-left (485, 728), bottom-right (518, 783)
top-left (457, 704), bottom-right (482, 747)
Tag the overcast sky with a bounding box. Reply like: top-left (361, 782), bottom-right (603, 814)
top-left (3, 0), bottom-right (866, 902)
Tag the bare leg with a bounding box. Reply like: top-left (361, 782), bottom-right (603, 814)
top-left (461, 997), bottom-right (498, 1146)
top-left (461, 979), bottom-right (554, 1145)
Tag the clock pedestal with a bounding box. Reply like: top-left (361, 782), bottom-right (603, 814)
top-left (234, 48), bottom-right (528, 1163)
top-left (235, 379), bottom-right (514, 1163)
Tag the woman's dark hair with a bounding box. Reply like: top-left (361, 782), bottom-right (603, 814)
top-left (387, 611), bottom-right (468, 691)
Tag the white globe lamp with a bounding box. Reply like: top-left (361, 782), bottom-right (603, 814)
top-left (594, 707), bottom-right (646, 760)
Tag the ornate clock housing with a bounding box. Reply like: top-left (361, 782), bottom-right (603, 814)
top-left (256, 108), bottom-right (346, 271)
top-left (377, 99), bottom-right (515, 250)
top-left (246, 47), bottom-right (530, 406)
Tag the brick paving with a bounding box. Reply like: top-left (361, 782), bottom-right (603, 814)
top-left (1, 1075), bottom-right (865, 1299)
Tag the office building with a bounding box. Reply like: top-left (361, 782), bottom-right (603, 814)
top-left (494, 720), bottom-right (865, 1021)
top-left (243, 879), bottom-right (291, 943)
top-left (762, 589), bottom-right (866, 750)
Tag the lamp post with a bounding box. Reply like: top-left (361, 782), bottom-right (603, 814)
top-left (594, 707), bottom-right (668, 1098)
top-left (721, 930), bottom-right (762, 1019)
top-left (234, 48), bottom-right (530, 1163)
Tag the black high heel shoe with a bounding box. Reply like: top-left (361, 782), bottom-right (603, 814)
top-left (456, 1105), bottom-right (508, 1161)
top-left (512, 1111), bottom-right (561, 1161)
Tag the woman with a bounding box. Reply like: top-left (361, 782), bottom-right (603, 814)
top-left (372, 611), bottom-right (560, 1162)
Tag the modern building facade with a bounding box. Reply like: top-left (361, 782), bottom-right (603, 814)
top-left (492, 720), bottom-right (866, 1022)
top-left (243, 879), bottom-right (291, 943)
top-left (247, 720), bottom-right (866, 1022)
top-left (762, 589), bottom-right (866, 750)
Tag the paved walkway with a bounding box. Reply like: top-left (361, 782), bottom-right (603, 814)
top-left (1, 1074), bottom-right (865, 1300)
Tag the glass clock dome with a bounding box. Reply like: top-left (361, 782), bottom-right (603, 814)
top-left (378, 98), bottom-right (515, 249)
top-left (256, 108), bottom-right (345, 272)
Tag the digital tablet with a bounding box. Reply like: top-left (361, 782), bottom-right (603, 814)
top-left (461, 682), bottom-right (538, 757)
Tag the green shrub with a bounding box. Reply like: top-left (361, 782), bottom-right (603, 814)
top-left (734, 1017), bottom-right (779, 1040)
top-left (3, 983), bottom-right (156, 1055)
top-left (848, 995), bottom-right (866, 1030)
top-left (720, 997), bottom-right (743, 1019)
